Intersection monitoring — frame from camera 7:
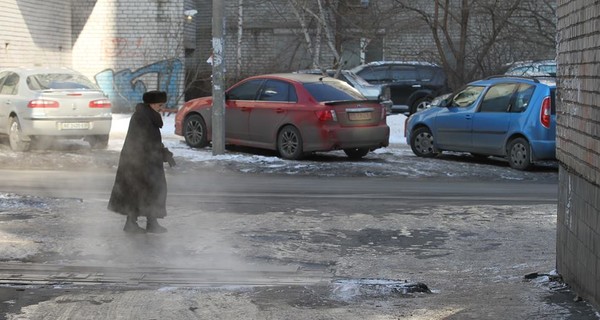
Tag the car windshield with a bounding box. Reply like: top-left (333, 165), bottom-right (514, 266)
top-left (303, 79), bottom-right (365, 102)
top-left (450, 85), bottom-right (486, 107)
top-left (27, 73), bottom-right (100, 91)
top-left (343, 71), bottom-right (372, 86)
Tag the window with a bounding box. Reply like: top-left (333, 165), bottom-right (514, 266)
top-left (539, 64), bottom-right (557, 76)
top-left (417, 67), bottom-right (435, 81)
top-left (510, 84), bottom-right (535, 112)
top-left (479, 83), bottom-right (518, 113)
top-left (390, 66), bottom-right (418, 81)
top-left (450, 85), bottom-right (485, 108)
top-left (303, 79), bottom-right (364, 102)
top-left (227, 79), bottom-right (264, 100)
top-left (26, 73), bottom-right (99, 90)
top-left (0, 72), bottom-right (19, 95)
top-left (358, 66), bottom-right (389, 82)
top-left (259, 80), bottom-right (297, 102)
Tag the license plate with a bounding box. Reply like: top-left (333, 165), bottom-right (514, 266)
top-left (59, 122), bottom-right (90, 130)
top-left (348, 112), bottom-right (372, 121)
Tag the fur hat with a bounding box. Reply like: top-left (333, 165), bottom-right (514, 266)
top-left (143, 90), bottom-right (167, 104)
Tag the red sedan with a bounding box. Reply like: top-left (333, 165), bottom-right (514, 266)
top-left (175, 73), bottom-right (389, 160)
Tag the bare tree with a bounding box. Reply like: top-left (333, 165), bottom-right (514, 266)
top-left (259, 0), bottom-right (398, 78)
top-left (392, 0), bottom-right (555, 88)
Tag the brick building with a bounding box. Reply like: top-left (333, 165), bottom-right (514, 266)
top-left (556, 0), bottom-right (600, 309)
top-left (1, 0), bottom-right (193, 111)
top-left (1, 0), bottom-right (555, 110)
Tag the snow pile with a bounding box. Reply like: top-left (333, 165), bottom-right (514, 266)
top-left (108, 113), bottom-right (408, 163)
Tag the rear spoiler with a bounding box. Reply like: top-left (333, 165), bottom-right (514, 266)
top-left (324, 99), bottom-right (380, 106)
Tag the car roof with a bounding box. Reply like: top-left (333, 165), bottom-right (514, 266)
top-left (295, 69), bottom-right (355, 76)
top-left (0, 66), bottom-right (82, 76)
top-left (506, 59), bottom-right (556, 68)
top-left (249, 73), bottom-right (346, 83)
top-left (470, 75), bottom-right (556, 88)
top-left (354, 61), bottom-right (441, 68)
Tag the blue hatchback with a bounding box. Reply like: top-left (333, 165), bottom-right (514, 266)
top-left (405, 76), bottom-right (556, 170)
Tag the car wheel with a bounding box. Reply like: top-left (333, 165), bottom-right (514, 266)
top-left (410, 97), bottom-right (432, 115)
top-left (8, 117), bottom-right (30, 152)
top-left (507, 137), bottom-right (532, 170)
top-left (410, 127), bottom-right (438, 157)
top-left (277, 125), bottom-right (303, 160)
top-left (183, 114), bottom-right (208, 148)
top-left (344, 147), bottom-right (369, 159)
top-left (86, 135), bottom-right (109, 149)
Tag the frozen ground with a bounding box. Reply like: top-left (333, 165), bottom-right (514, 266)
top-left (0, 112), bottom-right (581, 320)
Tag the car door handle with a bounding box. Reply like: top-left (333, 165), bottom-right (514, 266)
top-left (275, 108), bottom-right (285, 113)
top-left (412, 84), bottom-right (422, 88)
top-left (241, 107), bottom-right (250, 112)
top-left (465, 115), bottom-right (472, 119)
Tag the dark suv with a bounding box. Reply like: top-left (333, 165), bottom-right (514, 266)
top-left (351, 61), bottom-right (450, 114)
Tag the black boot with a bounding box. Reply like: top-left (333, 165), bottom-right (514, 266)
top-left (123, 215), bottom-right (145, 233)
top-left (146, 217), bottom-right (167, 233)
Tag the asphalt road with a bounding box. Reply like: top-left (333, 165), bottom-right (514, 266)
top-left (0, 168), bottom-right (557, 206)
top-left (1, 164), bottom-right (597, 320)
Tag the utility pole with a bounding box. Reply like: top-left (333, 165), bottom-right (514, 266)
top-left (211, 0), bottom-right (225, 155)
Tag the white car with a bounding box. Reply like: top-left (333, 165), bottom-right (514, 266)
top-left (504, 60), bottom-right (556, 77)
top-left (0, 67), bottom-right (112, 151)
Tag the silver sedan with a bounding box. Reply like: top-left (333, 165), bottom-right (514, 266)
top-left (0, 67), bottom-right (112, 151)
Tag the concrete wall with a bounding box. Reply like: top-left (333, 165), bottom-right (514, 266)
top-left (556, 0), bottom-right (600, 309)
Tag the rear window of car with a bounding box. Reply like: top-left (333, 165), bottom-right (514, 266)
top-left (27, 73), bottom-right (100, 90)
top-left (303, 80), bottom-right (365, 102)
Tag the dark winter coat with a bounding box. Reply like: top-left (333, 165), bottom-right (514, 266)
top-left (108, 103), bottom-right (167, 218)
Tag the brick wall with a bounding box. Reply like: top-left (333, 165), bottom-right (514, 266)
top-left (1, 0), bottom-right (556, 107)
top-left (0, 0), bottom-right (72, 67)
top-left (0, 0), bottom-right (186, 111)
top-left (71, 0), bottom-right (186, 111)
top-left (556, 0), bottom-right (600, 309)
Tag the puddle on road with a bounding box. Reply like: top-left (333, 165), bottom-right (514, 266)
top-left (331, 278), bottom-right (431, 301)
top-left (0, 193), bottom-right (53, 221)
top-left (243, 228), bottom-right (449, 259)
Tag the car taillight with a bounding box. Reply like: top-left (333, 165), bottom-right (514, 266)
top-left (316, 110), bottom-right (338, 122)
top-left (540, 96), bottom-right (551, 128)
top-left (89, 99), bottom-right (112, 108)
top-left (28, 100), bottom-right (59, 108)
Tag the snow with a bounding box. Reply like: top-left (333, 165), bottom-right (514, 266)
top-left (107, 112), bottom-right (408, 163)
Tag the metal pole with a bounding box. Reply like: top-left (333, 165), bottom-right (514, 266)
top-left (211, 0), bottom-right (225, 155)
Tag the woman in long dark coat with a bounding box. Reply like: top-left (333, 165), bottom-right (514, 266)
top-left (108, 90), bottom-right (172, 233)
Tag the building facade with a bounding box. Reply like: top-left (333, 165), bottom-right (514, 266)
top-left (1, 0), bottom-right (556, 108)
top-left (1, 0), bottom-right (192, 111)
top-left (556, 0), bottom-right (600, 309)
